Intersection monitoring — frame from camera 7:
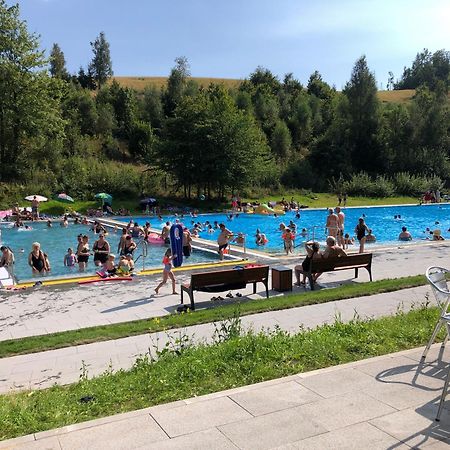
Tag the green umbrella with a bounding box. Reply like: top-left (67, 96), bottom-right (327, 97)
top-left (94, 193), bottom-right (112, 201)
top-left (94, 192), bottom-right (112, 206)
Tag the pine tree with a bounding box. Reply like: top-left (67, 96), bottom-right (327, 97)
top-left (88, 31), bottom-right (113, 89)
top-left (49, 43), bottom-right (68, 79)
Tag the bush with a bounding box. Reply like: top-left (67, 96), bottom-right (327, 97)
top-left (370, 175), bottom-right (395, 197)
top-left (341, 172), bottom-right (375, 197)
top-left (392, 172), bottom-right (428, 196)
top-left (281, 158), bottom-right (322, 190)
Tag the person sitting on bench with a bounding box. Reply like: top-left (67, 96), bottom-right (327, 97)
top-left (295, 241), bottom-right (322, 286)
top-left (315, 236), bottom-right (347, 281)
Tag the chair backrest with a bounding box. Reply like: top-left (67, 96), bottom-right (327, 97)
top-left (425, 266), bottom-right (450, 313)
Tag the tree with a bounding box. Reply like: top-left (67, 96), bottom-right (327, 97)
top-left (271, 120), bottom-right (292, 159)
top-left (129, 121), bottom-right (155, 160)
top-left (343, 55), bottom-right (383, 173)
top-left (163, 56), bottom-right (190, 116)
top-left (49, 43), bottom-right (68, 79)
top-left (395, 48), bottom-right (450, 91)
top-left (158, 86), bottom-right (271, 198)
top-left (88, 31), bottom-right (113, 89)
top-left (141, 86), bottom-right (163, 130)
top-left (0, 0), bottom-right (65, 180)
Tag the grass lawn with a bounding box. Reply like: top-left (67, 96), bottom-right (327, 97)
top-left (243, 192), bottom-right (419, 208)
top-left (36, 192), bottom-right (420, 217)
top-left (0, 304), bottom-right (440, 441)
top-left (0, 274), bottom-right (427, 359)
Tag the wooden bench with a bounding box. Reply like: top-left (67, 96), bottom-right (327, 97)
top-left (306, 253), bottom-right (373, 290)
top-left (181, 265), bottom-right (269, 310)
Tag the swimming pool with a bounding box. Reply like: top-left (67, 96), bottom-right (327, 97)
top-left (121, 204), bottom-right (450, 253)
top-left (0, 222), bottom-right (223, 282)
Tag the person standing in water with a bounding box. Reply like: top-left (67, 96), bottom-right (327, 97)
top-left (355, 218), bottom-right (370, 253)
top-left (335, 206), bottom-right (345, 247)
top-left (325, 208), bottom-right (339, 238)
top-left (217, 223), bottom-right (233, 260)
top-left (28, 242), bottom-right (49, 274)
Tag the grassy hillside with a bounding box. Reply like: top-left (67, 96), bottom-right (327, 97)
top-left (112, 77), bottom-right (447, 104)
top-left (112, 76), bottom-right (242, 91)
top-left (377, 89), bottom-right (415, 103)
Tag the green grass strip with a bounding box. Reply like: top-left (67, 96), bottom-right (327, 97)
top-left (0, 274), bottom-right (427, 359)
top-left (0, 305), bottom-right (440, 441)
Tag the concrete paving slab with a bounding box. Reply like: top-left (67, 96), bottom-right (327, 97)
top-left (230, 380), bottom-right (321, 416)
top-left (142, 428), bottom-right (238, 450)
top-left (11, 436), bottom-right (61, 450)
top-left (297, 391), bottom-right (396, 431)
top-left (370, 404), bottom-right (450, 448)
top-left (297, 367), bottom-right (374, 398)
top-left (286, 422), bottom-right (407, 449)
top-left (218, 405), bottom-right (327, 450)
top-left (57, 414), bottom-right (168, 450)
top-left (150, 396), bottom-right (252, 438)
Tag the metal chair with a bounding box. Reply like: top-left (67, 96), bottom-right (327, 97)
top-left (421, 266), bottom-right (450, 421)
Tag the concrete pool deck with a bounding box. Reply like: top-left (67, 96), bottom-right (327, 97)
top-left (0, 240), bottom-right (448, 343)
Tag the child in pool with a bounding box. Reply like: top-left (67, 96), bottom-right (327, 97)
top-left (155, 249), bottom-right (177, 295)
top-left (282, 228), bottom-right (295, 255)
top-left (103, 254), bottom-right (117, 276)
top-left (343, 233), bottom-right (354, 249)
top-left (64, 248), bottom-right (77, 267)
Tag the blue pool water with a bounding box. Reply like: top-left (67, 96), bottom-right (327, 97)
top-left (0, 222), bottom-right (222, 282)
top-left (122, 204), bottom-right (450, 253)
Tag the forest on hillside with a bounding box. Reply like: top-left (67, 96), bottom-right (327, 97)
top-left (1, 1), bottom-right (449, 205)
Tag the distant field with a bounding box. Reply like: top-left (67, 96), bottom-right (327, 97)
top-left (112, 76), bottom-right (243, 91)
top-left (112, 78), bottom-right (448, 104)
top-left (377, 89), bottom-right (415, 103)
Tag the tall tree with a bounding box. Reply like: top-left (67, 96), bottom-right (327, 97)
top-left (163, 56), bottom-right (190, 116)
top-left (343, 55), bottom-right (383, 173)
top-left (88, 31), bottom-right (113, 89)
top-left (0, 0), bottom-right (64, 180)
top-left (49, 43), bottom-right (68, 79)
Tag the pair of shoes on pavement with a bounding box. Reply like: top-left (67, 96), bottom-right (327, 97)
top-left (211, 296), bottom-right (224, 301)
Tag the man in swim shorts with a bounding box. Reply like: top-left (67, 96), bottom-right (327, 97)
top-left (335, 206), bottom-right (345, 247)
top-left (217, 223), bottom-right (233, 260)
top-left (325, 208), bottom-right (339, 238)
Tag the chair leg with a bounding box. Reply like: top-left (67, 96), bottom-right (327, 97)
top-left (442, 333), bottom-right (449, 348)
top-left (354, 268), bottom-right (359, 279)
top-left (422, 320), bottom-right (443, 360)
top-left (436, 324), bottom-right (450, 421)
top-left (180, 289), bottom-right (184, 304)
top-left (308, 274), bottom-right (315, 290)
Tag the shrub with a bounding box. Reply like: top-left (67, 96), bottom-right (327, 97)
top-left (392, 172), bottom-right (428, 196)
top-left (370, 175), bottom-right (395, 197)
top-left (341, 172), bottom-right (375, 197)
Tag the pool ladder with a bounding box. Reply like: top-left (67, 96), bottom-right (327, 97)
top-left (134, 239), bottom-right (148, 271)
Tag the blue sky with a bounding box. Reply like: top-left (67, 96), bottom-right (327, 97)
top-left (18, 0), bottom-right (450, 88)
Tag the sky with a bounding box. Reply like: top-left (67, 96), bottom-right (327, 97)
top-left (17, 0), bottom-right (450, 89)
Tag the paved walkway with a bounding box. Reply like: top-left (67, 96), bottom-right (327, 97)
top-left (0, 242), bottom-right (448, 341)
top-left (2, 344), bottom-right (449, 449)
top-left (0, 285), bottom-right (432, 393)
